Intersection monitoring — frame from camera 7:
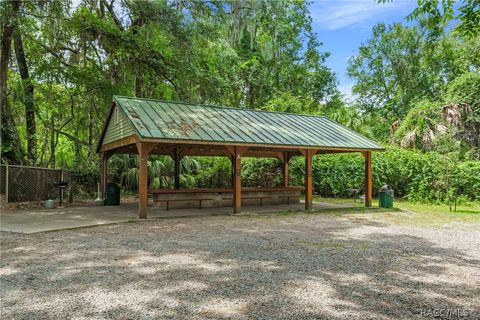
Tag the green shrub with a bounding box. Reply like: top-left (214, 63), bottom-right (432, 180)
top-left (290, 153), bottom-right (365, 196)
top-left (239, 147), bottom-right (479, 203)
top-left (453, 161), bottom-right (480, 201)
top-left (194, 157), bottom-right (231, 188)
top-left (242, 158), bottom-right (283, 187)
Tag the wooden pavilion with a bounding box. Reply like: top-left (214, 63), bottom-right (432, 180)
top-left (97, 96), bottom-right (384, 219)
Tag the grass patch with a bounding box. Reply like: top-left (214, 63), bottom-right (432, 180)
top-left (246, 197), bottom-right (478, 227)
top-left (376, 211), bottom-right (480, 227)
top-left (314, 196), bottom-right (479, 214)
top-left (382, 200), bottom-right (479, 226)
top-left (313, 196), bottom-right (480, 227)
top-left (314, 196), bottom-right (373, 207)
top-left (395, 200), bottom-right (480, 215)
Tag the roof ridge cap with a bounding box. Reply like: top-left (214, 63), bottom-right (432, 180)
top-left (113, 95), bottom-right (327, 119)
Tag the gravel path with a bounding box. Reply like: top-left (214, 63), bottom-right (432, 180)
top-left (1, 211), bottom-right (479, 319)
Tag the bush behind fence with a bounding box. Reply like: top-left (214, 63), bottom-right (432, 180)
top-left (0, 164), bottom-right (97, 203)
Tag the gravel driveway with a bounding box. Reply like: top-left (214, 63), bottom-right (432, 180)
top-left (1, 210), bottom-right (479, 319)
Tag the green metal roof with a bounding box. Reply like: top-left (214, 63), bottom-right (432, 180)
top-left (109, 95), bottom-right (383, 150)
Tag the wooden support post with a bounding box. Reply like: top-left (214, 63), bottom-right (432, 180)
top-left (231, 155), bottom-right (235, 188)
top-left (363, 151), bottom-right (372, 207)
top-left (100, 151), bottom-right (113, 199)
top-left (225, 146), bottom-right (235, 189)
top-left (282, 152), bottom-right (292, 188)
top-left (233, 150), bottom-right (242, 213)
top-left (136, 142), bottom-right (156, 219)
top-left (303, 149), bottom-right (313, 211)
top-left (173, 148), bottom-right (183, 190)
top-left (226, 146), bottom-right (248, 213)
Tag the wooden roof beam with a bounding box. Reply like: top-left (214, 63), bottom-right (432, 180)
top-left (99, 135), bottom-right (139, 153)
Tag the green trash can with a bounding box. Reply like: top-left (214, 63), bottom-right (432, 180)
top-left (378, 185), bottom-right (394, 208)
top-left (105, 182), bottom-right (120, 205)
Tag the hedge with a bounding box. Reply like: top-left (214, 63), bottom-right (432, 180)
top-left (240, 147), bottom-right (479, 203)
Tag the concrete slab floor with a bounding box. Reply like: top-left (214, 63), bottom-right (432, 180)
top-left (0, 201), bottom-right (354, 234)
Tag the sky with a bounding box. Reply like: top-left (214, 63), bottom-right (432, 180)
top-left (308, 0), bottom-right (418, 99)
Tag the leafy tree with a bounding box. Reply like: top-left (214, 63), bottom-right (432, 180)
top-left (408, 0), bottom-right (480, 38)
top-left (1, 0), bottom-right (336, 167)
top-left (259, 92), bottom-right (309, 114)
top-left (348, 24), bottom-right (429, 119)
top-left (380, 0), bottom-right (480, 38)
top-left (348, 22), bottom-right (478, 142)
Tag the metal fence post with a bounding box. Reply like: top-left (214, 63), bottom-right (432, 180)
top-left (5, 161), bottom-right (9, 203)
top-left (68, 171), bottom-right (73, 204)
top-left (60, 169), bottom-right (64, 207)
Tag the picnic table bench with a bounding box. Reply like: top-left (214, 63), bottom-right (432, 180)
top-left (148, 187), bottom-right (303, 209)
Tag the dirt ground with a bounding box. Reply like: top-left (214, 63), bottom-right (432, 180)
top-left (0, 195), bottom-right (139, 211)
top-left (1, 209), bottom-right (479, 319)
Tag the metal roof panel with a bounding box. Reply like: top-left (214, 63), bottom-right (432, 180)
top-left (112, 96), bottom-right (384, 150)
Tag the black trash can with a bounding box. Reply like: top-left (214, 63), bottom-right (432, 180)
top-left (105, 182), bottom-right (120, 205)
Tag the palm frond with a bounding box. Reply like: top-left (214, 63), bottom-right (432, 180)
top-left (400, 130), bottom-right (417, 148)
top-left (421, 129), bottom-right (435, 150)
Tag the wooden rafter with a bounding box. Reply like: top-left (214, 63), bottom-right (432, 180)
top-left (99, 135), bottom-right (139, 153)
top-left (140, 137), bottom-right (382, 153)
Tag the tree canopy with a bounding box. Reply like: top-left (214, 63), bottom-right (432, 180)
top-left (1, 0), bottom-right (339, 168)
top-left (1, 0), bottom-right (478, 171)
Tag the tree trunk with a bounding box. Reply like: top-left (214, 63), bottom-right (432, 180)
top-left (88, 97), bottom-right (94, 158)
top-left (132, 17), bottom-right (144, 97)
top-left (0, 1), bottom-right (23, 163)
top-left (0, 2), bottom-right (19, 117)
top-left (135, 64), bottom-right (143, 97)
top-left (249, 81), bottom-right (255, 108)
top-left (74, 126), bottom-right (81, 168)
top-left (13, 27), bottom-right (37, 164)
top-left (88, 106), bottom-right (93, 155)
top-left (49, 119), bottom-right (56, 167)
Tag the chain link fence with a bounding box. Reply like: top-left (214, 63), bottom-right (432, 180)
top-left (0, 164), bottom-right (97, 203)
